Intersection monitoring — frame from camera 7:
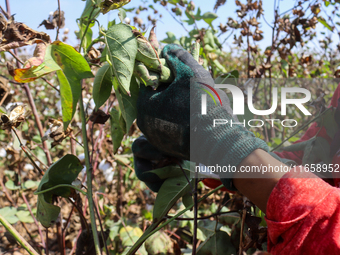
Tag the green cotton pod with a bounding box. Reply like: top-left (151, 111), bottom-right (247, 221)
top-left (134, 61), bottom-right (160, 88)
top-left (158, 58), bottom-right (174, 83)
top-left (134, 31), bottom-right (174, 84)
top-left (148, 26), bottom-right (159, 52)
top-left (136, 36), bottom-right (162, 71)
top-left (191, 40), bottom-right (200, 62)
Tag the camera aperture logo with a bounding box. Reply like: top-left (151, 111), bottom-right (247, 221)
top-left (198, 82), bottom-right (223, 111)
top-left (200, 83), bottom-right (312, 128)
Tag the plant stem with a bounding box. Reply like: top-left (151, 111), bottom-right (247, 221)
top-left (79, 85), bottom-right (101, 255)
top-left (21, 192), bottom-right (46, 251)
top-left (34, 184), bottom-right (87, 196)
top-left (22, 84), bottom-right (53, 165)
top-left (0, 213), bottom-right (39, 255)
top-left (56, 0), bottom-right (61, 41)
top-left (127, 185), bottom-right (224, 255)
top-left (79, 7), bottom-right (97, 53)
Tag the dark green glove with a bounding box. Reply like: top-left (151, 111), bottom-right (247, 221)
top-left (132, 136), bottom-right (180, 192)
top-left (137, 44), bottom-right (268, 191)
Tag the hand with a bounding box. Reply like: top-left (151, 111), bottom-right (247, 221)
top-left (136, 44), bottom-right (268, 191)
top-left (132, 136), bottom-right (181, 192)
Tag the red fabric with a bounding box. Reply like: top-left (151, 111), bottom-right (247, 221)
top-left (201, 178), bottom-right (232, 192)
top-left (266, 85), bottom-right (340, 254)
top-left (274, 83), bottom-right (340, 186)
top-left (266, 169), bottom-right (340, 254)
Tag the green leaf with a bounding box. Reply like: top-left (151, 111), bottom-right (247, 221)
top-left (36, 154), bottom-right (83, 228)
top-left (16, 210), bottom-right (34, 223)
top-left (93, 63), bottom-right (113, 109)
top-left (302, 137), bottom-right (332, 165)
top-left (5, 180), bottom-right (20, 190)
top-left (80, 0), bottom-right (100, 24)
top-left (184, 10), bottom-right (195, 25)
top-left (214, 70), bottom-right (239, 84)
top-left (32, 135), bottom-right (42, 143)
top-left (104, 23), bottom-right (138, 93)
top-left (153, 175), bottom-right (193, 222)
top-left (0, 207), bottom-right (19, 224)
top-left (120, 226), bottom-right (147, 254)
top-left (115, 76), bottom-right (139, 133)
top-left (149, 161), bottom-right (192, 180)
top-left (201, 12), bottom-right (218, 27)
top-left (197, 220), bottom-right (223, 240)
top-left (50, 41), bottom-right (94, 128)
top-left (118, 8), bottom-right (127, 23)
top-left (0, 106), bottom-right (6, 114)
top-left (317, 17), bottom-right (333, 31)
top-left (22, 180), bottom-right (38, 190)
top-left (316, 108), bottom-right (338, 138)
top-left (197, 231), bottom-right (236, 255)
top-left (281, 59), bottom-right (289, 77)
top-left (161, 32), bottom-right (180, 45)
top-left (182, 193), bottom-right (193, 208)
top-left (76, 21), bottom-right (94, 51)
top-left (110, 108), bottom-right (125, 154)
top-left (195, 7), bottom-right (202, 20)
top-left (281, 136), bottom-right (332, 165)
top-left (145, 231), bottom-right (173, 254)
top-left (13, 44), bottom-right (61, 83)
top-left (325, 1), bottom-right (330, 7)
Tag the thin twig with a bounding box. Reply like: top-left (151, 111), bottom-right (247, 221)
top-left (164, 6), bottom-right (189, 33)
top-left (46, 230), bottom-right (49, 255)
top-left (56, 212), bottom-right (65, 255)
top-left (56, 0), bottom-right (61, 41)
top-left (41, 77), bottom-right (60, 92)
top-left (21, 192), bottom-right (46, 252)
top-left (8, 50), bottom-right (24, 65)
top-left (238, 208), bottom-right (247, 255)
top-left (4, 0), bottom-right (11, 17)
top-left (93, 198), bottom-right (109, 255)
top-left (79, 7), bottom-right (96, 52)
top-left (271, 107), bottom-right (332, 151)
top-left (11, 127), bottom-right (45, 175)
top-left (177, 162), bottom-right (193, 192)
top-left (0, 173), bottom-right (16, 205)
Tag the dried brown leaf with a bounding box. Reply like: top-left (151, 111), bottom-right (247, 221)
top-left (38, 10), bottom-right (65, 30)
top-left (0, 16), bottom-right (50, 52)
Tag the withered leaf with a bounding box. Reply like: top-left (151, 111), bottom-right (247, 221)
top-left (300, 55), bottom-right (312, 65)
top-left (89, 109), bottom-right (110, 124)
top-left (219, 23), bottom-right (227, 33)
top-left (249, 17), bottom-right (260, 26)
top-left (214, 0), bottom-right (227, 11)
top-left (0, 104), bottom-right (31, 130)
top-left (99, 0), bottom-right (131, 14)
top-left (42, 118), bottom-right (72, 148)
top-left (39, 10), bottom-right (65, 30)
top-left (0, 16), bottom-right (50, 52)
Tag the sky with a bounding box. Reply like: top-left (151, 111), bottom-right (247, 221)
top-left (0, 0), bottom-right (339, 53)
